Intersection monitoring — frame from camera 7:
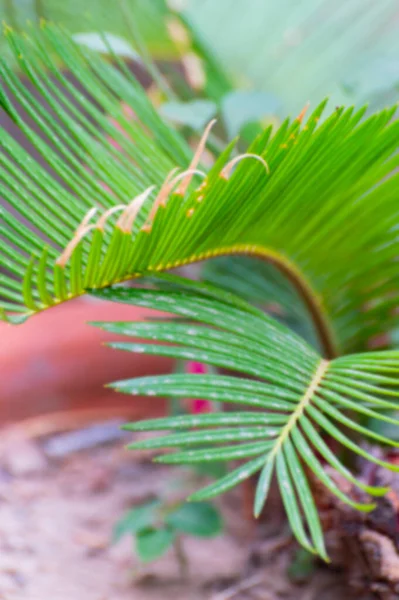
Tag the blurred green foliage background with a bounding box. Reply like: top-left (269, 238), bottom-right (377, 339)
top-left (2, 0), bottom-right (398, 115)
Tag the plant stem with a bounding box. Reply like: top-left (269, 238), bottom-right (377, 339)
top-left (174, 536), bottom-right (189, 580)
top-left (264, 255), bottom-right (337, 359)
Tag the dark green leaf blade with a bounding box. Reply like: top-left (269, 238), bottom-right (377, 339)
top-left (135, 527), bottom-right (175, 562)
top-left (166, 502), bottom-right (223, 537)
top-left (113, 500), bottom-right (160, 543)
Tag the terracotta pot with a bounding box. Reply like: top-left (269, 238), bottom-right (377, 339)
top-left (0, 296), bottom-right (172, 425)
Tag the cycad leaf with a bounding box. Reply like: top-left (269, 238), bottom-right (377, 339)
top-left (1, 26), bottom-right (399, 356)
top-left (93, 277), bottom-right (398, 558)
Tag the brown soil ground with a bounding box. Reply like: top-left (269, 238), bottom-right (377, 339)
top-left (0, 420), bottom-right (354, 600)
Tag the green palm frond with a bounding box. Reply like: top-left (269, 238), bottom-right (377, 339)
top-left (2, 26), bottom-right (399, 358)
top-left (91, 275), bottom-right (399, 559)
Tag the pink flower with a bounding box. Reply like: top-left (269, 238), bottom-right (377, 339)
top-left (185, 361), bottom-right (213, 414)
top-left (191, 398), bottom-right (212, 414)
top-left (186, 361), bottom-right (208, 375)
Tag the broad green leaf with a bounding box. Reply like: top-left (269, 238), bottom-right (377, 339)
top-left (342, 55), bottom-right (399, 107)
top-left (165, 501), bottom-right (222, 537)
top-left (113, 500), bottom-right (161, 542)
top-left (221, 90), bottom-right (280, 138)
top-left (135, 527), bottom-right (175, 562)
top-left (287, 549), bottom-right (316, 583)
top-left (160, 99), bottom-right (217, 131)
top-left (185, 0), bottom-right (399, 113)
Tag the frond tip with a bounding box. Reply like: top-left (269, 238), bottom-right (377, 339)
top-left (117, 186), bottom-right (156, 233)
top-left (296, 102), bottom-right (310, 123)
top-left (91, 275), bottom-right (399, 560)
top-left (175, 118), bottom-right (216, 195)
top-left (220, 153), bottom-right (270, 179)
top-left (56, 208), bottom-right (98, 267)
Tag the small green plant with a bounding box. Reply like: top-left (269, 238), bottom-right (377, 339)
top-left (113, 498), bottom-right (222, 573)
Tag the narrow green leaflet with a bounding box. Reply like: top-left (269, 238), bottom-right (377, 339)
top-left (155, 441), bottom-right (274, 464)
top-left (127, 427), bottom-right (275, 450)
top-left (254, 460), bottom-right (274, 518)
top-left (276, 451), bottom-right (314, 554)
top-left (113, 500), bottom-right (161, 543)
top-left (283, 438), bottom-right (327, 560)
top-left (122, 411), bottom-right (286, 431)
top-left (160, 99), bottom-right (218, 131)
